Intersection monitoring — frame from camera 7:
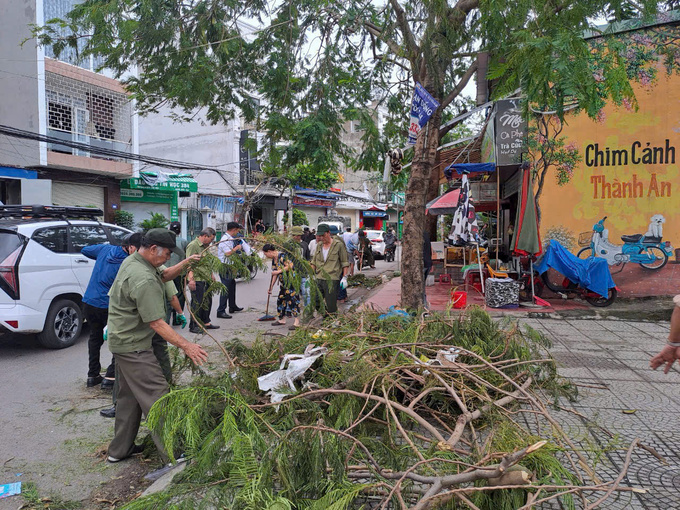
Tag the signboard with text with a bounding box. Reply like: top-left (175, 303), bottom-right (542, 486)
top-left (407, 83), bottom-right (440, 145)
top-left (494, 99), bottom-right (526, 167)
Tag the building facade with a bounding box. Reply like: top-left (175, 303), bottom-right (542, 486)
top-left (0, 0), bottom-right (137, 222)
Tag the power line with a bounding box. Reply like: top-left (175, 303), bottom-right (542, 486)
top-left (0, 123), bottom-right (241, 193)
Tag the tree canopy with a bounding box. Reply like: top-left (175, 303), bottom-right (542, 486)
top-left (35, 0), bottom-right (680, 308)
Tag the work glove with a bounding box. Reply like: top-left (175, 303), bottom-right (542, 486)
top-left (340, 276), bottom-right (348, 290)
top-left (176, 314), bottom-right (188, 329)
top-left (103, 325), bottom-right (108, 342)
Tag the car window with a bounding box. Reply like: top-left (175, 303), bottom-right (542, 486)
top-left (367, 232), bottom-right (382, 240)
top-left (107, 227), bottom-right (130, 245)
top-left (69, 225), bottom-right (109, 253)
top-left (32, 227), bottom-right (68, 253)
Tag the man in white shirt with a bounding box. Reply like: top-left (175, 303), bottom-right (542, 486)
top-left (216, 222), bottom-right (244, 319)
top-left (341, 227), bottom-right (358, 276)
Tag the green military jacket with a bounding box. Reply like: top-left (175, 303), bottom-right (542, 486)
top-left (185, 238), bottom-right (212, 282)
top-left (310, 236), bottom-right (349, 280)
top-left (107, 252), bottom-right (166, 354)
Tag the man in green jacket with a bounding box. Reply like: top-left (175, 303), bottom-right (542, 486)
top-left (106, 229), bottom-right (207, 463)
top-left (185, 227), bottom-right (220, 333)
top-left (310, 224), bottom-right (349, 314)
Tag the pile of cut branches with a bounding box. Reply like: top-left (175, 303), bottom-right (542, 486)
top-left (133, 309), bottom-right (649, 510)
top-left (347, 273), bottom-right (383, 289)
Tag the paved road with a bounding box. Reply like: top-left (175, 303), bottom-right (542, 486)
top-left (0, 253), bottom-right (399, 507)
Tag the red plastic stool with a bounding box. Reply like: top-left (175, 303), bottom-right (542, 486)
top-left (439, 274), bottom-right (451, 284)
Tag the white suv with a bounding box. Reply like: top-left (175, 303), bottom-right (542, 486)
top-left (0, 205), bottom-right (131, 348)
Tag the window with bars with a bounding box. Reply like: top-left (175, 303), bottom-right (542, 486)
top-left (45, 71), bottom-right (132, 146)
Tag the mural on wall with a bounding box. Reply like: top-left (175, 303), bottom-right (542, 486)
top-left (537, 20), bottom-right (680, 297)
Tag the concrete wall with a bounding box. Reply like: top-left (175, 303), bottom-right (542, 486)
top-left (138, 106), bottom-right (241, 196)
top-left (0, 0), bottom-right (42, 167)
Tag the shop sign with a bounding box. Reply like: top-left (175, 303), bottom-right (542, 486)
top-left (121, 188), bottom-right (173, 203)
top-left (494, 99), bottom-right (526, 166)
top-left (363, 210), bottom-right (387, 218)
top-left (122, 177), bottom-right (198, 192)
top-left (293, 197), bottom-right (334, 208)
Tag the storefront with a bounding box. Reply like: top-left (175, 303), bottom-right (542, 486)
top-left (361, 208), bottom-right (388, 230)
top-left (120, 171), bottom-right (198, 224)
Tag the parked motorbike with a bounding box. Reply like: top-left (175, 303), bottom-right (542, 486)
top-left (577, 216), bottom-right (673, 270)
top-left (384, 243), bottom-right (396, 262)
top-left (535, 240), bottom-right (618, 307)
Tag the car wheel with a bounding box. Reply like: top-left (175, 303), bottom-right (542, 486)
top-left (37, 298), bottom-right (83, 349)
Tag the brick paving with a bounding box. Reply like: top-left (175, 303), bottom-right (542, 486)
top-left (518, 317), bottom-right (680, 509)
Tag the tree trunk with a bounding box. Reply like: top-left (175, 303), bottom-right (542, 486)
top-left (400, 109), bottom-right (442, 310)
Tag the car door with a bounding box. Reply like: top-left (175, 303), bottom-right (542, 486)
top-left (68, 224), bottom-right (110, 289)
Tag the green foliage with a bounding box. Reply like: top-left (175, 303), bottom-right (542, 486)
top-left (114, 210), bottom-right (135, 230)
top-left (283, 209), bottom-right (309, 227)
top-left (139, 212), bottom-right (170, 232)
top-left (33, 0), bottom-right (680, 309)
top-left (125, 308), bottom-right (590, 509)
top-left (20, 483), bottom-right (81, 510)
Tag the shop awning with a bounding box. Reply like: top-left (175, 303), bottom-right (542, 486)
top-left (121, 171), bottom-right (198, 193)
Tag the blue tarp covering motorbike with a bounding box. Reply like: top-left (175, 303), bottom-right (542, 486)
top-left (534, 241), bottom-right (615, 298)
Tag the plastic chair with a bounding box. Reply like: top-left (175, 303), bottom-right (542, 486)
top-left (486, 264), bottom-right (508, 279)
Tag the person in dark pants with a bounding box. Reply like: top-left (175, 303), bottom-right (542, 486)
top-left (216, 222), bottom-right (244, 319)
top-left (105, 229), bottom-right (207, 464)
top-left (309, 224), bottom-right (349, 315)
top-left (82, 233), bottom-right (142, 389)
top-left (186, 228), bottom-right (220, 334)
top-left (167, 221), bottom-right (189, 325)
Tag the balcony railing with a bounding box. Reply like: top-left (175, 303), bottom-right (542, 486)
top-left (47, 128), bottom-right (132, 161)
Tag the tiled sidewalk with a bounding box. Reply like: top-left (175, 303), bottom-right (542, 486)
top-left (519, 317), bottom-right (680, 509)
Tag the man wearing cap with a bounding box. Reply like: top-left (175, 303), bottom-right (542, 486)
top-left (81, 232), bottom-right (143, 390)
top-left (216, 222), bottom-right (245, 319)
top-left (106, 229), bottom-right (208, 463)
top-left (310, 223), bottom-right (349, 314)
top-left (186, 228), bottom-right (220, 333)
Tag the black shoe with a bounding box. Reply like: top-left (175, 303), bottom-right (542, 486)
top-left (205, 324), bottom-right (220, 330)
top-left (107, 443), bottom-right (143, 463)
top-left (216, 312), bottom-right (232, 319)
top-left (87, 375), bottom-right (104, 388)
top-left (100, 378), bottom-right (114, 390)
top-left (189, 327), bottom-right (202, 334)
top-left (229, 306), bottom-right (244, 313)
top-left (100, 406), bottom-right (116, 418)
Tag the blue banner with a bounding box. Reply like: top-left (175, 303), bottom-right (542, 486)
top-left (407, 83), bottom-right (440, 145)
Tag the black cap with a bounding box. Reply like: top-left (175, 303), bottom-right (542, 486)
top-left (122, 232), bottom-right (142, 249)
top-left (144, 228), bottom-right (183, 255)
top-left (169, 221), bottom-right (182, 234)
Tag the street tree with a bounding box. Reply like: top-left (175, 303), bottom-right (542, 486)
top-left (34, 0), bottom-right (678, 309)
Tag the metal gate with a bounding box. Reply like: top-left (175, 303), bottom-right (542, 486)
top-left (186, 208), bottom-right (203, 239)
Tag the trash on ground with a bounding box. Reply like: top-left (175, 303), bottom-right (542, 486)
top-left (0, 482), bottom-right (21, 499)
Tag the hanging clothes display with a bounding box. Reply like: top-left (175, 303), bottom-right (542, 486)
top-left (449, 174), bottom-right (479, 245)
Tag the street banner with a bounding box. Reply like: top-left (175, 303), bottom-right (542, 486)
top-left (407, 83), bottom-right (440, 145)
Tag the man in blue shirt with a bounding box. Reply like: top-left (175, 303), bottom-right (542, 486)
top-left (82, 233), bottom-right (142, 389)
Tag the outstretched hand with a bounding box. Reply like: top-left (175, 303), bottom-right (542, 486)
top-left (183, 342), bottom-right (208, 366)
top-left (650, 344), bottom-right (680, 374)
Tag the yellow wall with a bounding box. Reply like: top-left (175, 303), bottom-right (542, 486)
top-left (539, 70), bottom-right (680, 251)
